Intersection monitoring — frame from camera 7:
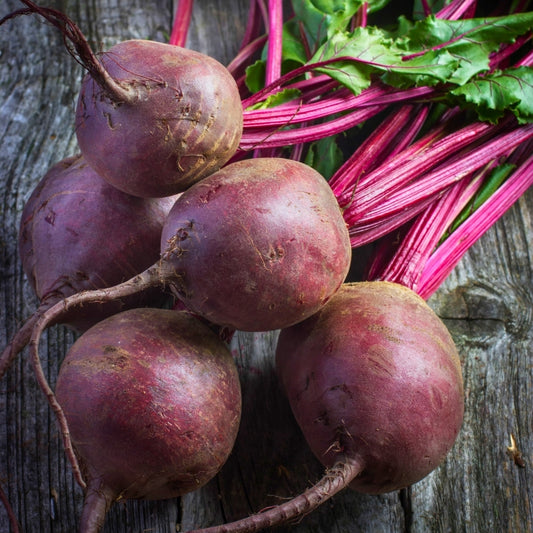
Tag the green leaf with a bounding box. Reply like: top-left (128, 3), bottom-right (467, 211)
top-left (449, 67), bottom-right (533, 123)
top-left (304, 136), bottom-right (345, 179)
top-left (291, 0), bottom-right (364, 44)
top-left (281, 20), bottom-right (310, 65)
top-left (305, 12), bottom-right (533, 100)
top-left (248, 88), bottom-right (302, 110)
top-left (310, 26), bottom-right (458, 93)
top-left (396, 13), bottom-right (533, 84)
top-left (245, 60), bottom-right (266, 93)
top-left (412, 0), bottom-right (448, 19)
top-left (366, 0), bottom-right (392, 15)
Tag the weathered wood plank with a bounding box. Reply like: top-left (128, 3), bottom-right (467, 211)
top-left (0, 1), bottom-right (531, 532)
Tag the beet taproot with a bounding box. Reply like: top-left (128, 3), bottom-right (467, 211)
top-left (75, 38), bottom-right (243, 197)
top-left (9, 1), bottom-right (243, 198)
top-left (54, 307), bottom-right (242, 533)
top-left (0, 154), bottom-right (175, 378)
top-left (159, 157), bottom-right (352, 331)
top-left (186, 281), bottom-right (464, 532)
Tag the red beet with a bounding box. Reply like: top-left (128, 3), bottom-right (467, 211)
top-left (186, 281), bottom-right (464, 532)
top-left (159, 157), bottom-right (352, 331)
top-left (54, 307), bottom-right (242, 533)
top-left (29, 157), bottom-right (352, 334)
top-left (11, 1), bottom-right (243, 198)
top-left (75, 38), bottom-right (243, 197)
top-left (0, 154), bottom-right (175, 379)
top-left (19, 154), bottom-right (175, 330)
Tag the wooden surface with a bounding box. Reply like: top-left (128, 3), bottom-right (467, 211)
top-left (0, 1), bottom-right (531, 532)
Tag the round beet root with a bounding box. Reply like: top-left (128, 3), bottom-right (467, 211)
top-left (184, 281), bottom-right (463, 533)
top-left (276, 281), bottom-right (464, 494)
top-left (55, 307), bottom-right (242, 533)
top-left (76, 39), bottom-right (243, 197)
top-left (160, 157), bottom-right (352, 331)
top-left (19, 154), bottom-right (175, 332)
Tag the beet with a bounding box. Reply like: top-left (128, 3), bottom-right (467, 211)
top-left (28, 157), bottom-right (351, 334)
top-left (19, 154), bottom-right (175, 330)
top-left (0, 154), bottom-right (175, 379)
top-left (10, 1), bottom-right (243, 198)
top-left (186, 281), bottom-right (464, 532)
top-left (75, 38), bottom-right (243, 197)
top-left (54, 307), bottom-right (242, 533)
top-left (159, 157), bottom-right (352, 331)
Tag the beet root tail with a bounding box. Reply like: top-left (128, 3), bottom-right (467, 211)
top-left (78, 478), bottom-right (116, 533)
top-left (26, 263), bottom-right (163, 489)
top-left (186, 456), bottom-right (363, 533)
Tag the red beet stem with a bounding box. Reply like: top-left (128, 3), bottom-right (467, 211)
top-left (169, 0), bottom-right (194, 46)
top-left (14, 0), bottom-right (135, 103)
top-left (0, 306), bottom-right (46, 380)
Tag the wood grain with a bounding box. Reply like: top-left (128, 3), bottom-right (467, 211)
top-left (0, 1), bottom-right (531, 532)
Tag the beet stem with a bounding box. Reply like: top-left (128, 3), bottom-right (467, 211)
top-left (16, 0), bottom-right (135, 103)
top-left (0, 306), bottom-right (46, 380)
top-left (187, 456), bottom-right (363, 533)
top-left (169, 0), bottom-right (194, 47)
top-left (265, 0), bottom-right (283, 86)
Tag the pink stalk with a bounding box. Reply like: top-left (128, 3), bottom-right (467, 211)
top-left (373, 167), bottom-right (489, 290)
top-left (265, 0), bottom-right (283, 85)
top-left (243, 83), bottom-right (436, 128)
top-left (436, 0), bottom-right (478, 20)
top-left (244, 86), bottom-right (380, 126)
top-left (328, 104), bottom-right (429, 195)
top-left (241, 86), bottom-right (436, 150)
top-left (489, 34), bottom-right (531, 70)
top-left (240, 104), bottom-right (385, 150)
top-left (340, 119), bottom-right (509, 222)
top-left (515, 47), bottom-right (533, 67)
top-left (227, 35), bottom-right (268, 79)
top-left (420, 0), bottom-right (432, 17)
top-left (336, 119), bottom-right (469, 211)
top-left (353, 2), bottom-right (368, 28)
top-left (286, 78), bottom-right (340, 103)
top-left (355, 122), bottom-right (533, 225)
top-left (169, 0), bottom-right (194, 47)
top-left (340, 119), bottom-right (533, 247)
top-left (417, 150), bottom-right (533, 298)
top-left (256, 0), bottom-right (268, 29)
top-left (239, 0), bottom-right (265, 51)
top-left (348, 195), bottom-right (436, 248)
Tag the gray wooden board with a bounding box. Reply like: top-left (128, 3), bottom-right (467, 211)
top-left (0, 1), bottom-right (531, 532)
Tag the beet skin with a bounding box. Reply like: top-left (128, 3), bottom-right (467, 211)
top-left (160, 157), bottom-right (352, 331)
top-left (55, 307), bottom-right (242, 533)
top-left (76, 39), bottom-right (243, 197)
top-left (18, 154), bottom-right (175, 332)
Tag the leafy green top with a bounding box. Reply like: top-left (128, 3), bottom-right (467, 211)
top-left (246, 3), bottom-right (533, 123)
